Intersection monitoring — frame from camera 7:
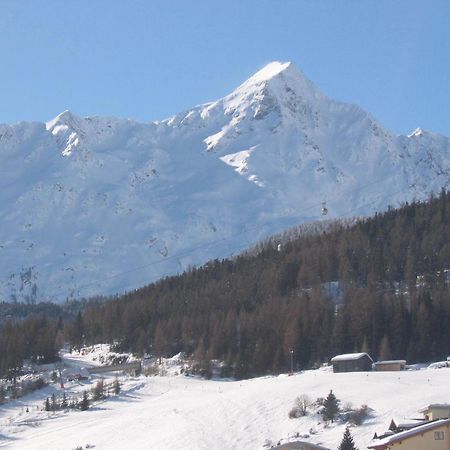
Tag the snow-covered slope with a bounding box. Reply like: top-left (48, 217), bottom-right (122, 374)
top-left (1, 360), bottom-right (450, 450)
top-left (0, 61), bottom-right (449, 302)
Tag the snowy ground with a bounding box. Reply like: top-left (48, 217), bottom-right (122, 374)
top-left (1, 350), bottom-right (449, 450)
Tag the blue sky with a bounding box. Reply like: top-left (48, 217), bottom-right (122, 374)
top-left (1, 0), bottom-right (449, 135)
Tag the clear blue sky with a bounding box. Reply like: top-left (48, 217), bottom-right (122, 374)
top-left (1, 0), bottom-right (449, 136)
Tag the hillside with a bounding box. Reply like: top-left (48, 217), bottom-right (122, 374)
top-left (1, 350), bottom-right (450, 450)
top-left (77, 191), bottom-right (450, 378)
top-left (1, 61), bottom-right (449, 302)
top-left (1, 192), bottom-right (448, 381)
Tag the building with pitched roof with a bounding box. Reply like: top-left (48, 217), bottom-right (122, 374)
top-left (419, 404), bottom-right (450, 421)
top-left (368, 418), bottom-right (450, 449)
top-left (330, 353), bottom-right (373, 373)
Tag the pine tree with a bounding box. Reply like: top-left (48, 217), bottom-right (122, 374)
top-left (92, 379), bottom-right (105, 401)
top-left (44, 397), bottom-right (51, 412)
top-left (113, 376), bottom-right (121, 395)
top-left (79, 391), bottom-right (89, 411)
top-left (51, 393), bottom-right (57, 411)
top-left (322, 390), bottom-right (340, 423)
top-left (61, 392), bottom-right (68, 409)
top-left (71, 312), bottom-right (84, 351)
top-left (0, 384), bottom-right (5, 405)
top-left (378, 334), bottom-right (392, 361)
top-left (360, 336), bottom-right (369, 354)
top-left (338, 427), bottom-right (358, 450)
top-left (9, 380), bottom-right (18, 399)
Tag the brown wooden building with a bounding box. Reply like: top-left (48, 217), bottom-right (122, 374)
top-left (373, 360), bottom-right (406, 372)
top-left (330, 353), bottom-right (373, 373)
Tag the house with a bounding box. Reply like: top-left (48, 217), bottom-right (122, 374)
top-left (388, 418), bottom-right (427, 433)
top-left (330, 353), bottom-right (373, 373)
top-left (272, 441), bottom-right (331, 450)
top-left (368, 418), bottom-right (450, 449)
top-left (373, 360), bottom-right (406, 372)
top-left (419, 404), bottom-right (450, 421)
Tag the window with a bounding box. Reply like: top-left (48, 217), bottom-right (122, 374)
top-left (434, 431), bottom-right (444, 440)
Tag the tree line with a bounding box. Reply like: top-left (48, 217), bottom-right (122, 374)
top-left (0, 315), bottom-right (62, 379)
top-left (0, 190), bottom-right (449, 379)
top-left (79, 190), bottom-right (450, 377)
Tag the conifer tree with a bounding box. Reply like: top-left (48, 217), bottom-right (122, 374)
top-left (79, 391), bottom-right (89, 411)
top-left (0, 384), bottom-right (5, 405)
top-left (322, 390), bottom-right (339, 423)
top-left (61, 392), bottom-right (68, 409)
top-left (92, 379), bottom-right (105, 401)
top-left (378, 335), bottom-right (392, 361)
top-left (113, 376), bottom-right (121, 395)
top-left (44, 397), bottom-right (51, 412)
top-left (360, 336), bottom-right (369, 354)
top-left (338, 426), bottom-right (358, 450)
top-left (51, 393), bottom-right (57, 411)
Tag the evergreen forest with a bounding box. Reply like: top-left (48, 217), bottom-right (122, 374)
top-left (1, 190), bottom-right (449, 379)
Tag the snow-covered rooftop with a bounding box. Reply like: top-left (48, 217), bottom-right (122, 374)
top-left (390, 418), bottom-right (427, 429)
top-left (419, 403), bottom-right (450, 412)
top-left (374, 360), bottom-right (406, 365)
top-left (330, 353), bottom-right (372, 362)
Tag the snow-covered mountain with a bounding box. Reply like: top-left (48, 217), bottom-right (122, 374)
top-left (1, 61), bottom-right (449, 302)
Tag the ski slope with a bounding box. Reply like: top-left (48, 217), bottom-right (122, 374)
top-left (1, 352), bottom-right (449, 449)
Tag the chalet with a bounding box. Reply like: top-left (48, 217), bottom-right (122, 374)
top-left (368, 418), bottom-right (450, 450)
top-left (272, 441), bottom-right (331, 450)
top-left (373, 360), bottom-right (406, 372)
top-left (419, 404), bottom-right (450, 421)
top-left (330, 353), bottom-right (373, 373)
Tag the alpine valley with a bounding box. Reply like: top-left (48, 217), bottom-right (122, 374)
top-left (1, 61), bottom-right (449, 302)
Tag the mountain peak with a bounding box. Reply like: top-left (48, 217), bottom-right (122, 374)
top-left (229, 60), bottom-right (326, 108)
top-left (236, 61), bottom-right (311, 91)
top-left (246, 61), bottom-right (293, 84)
top-left (46, 110), bottom-right (80, 132)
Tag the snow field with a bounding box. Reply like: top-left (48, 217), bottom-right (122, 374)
top-left (1, 356), bottom-right (449, 450)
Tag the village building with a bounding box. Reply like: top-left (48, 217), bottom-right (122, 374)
top-left (373, 360), bottom-right (406, 372)
top-left (388, 418), bottom-right (427, 433)
top-left (330, 353), bottom-right (373, 373)
top-left (419, 404), bottom-right (450, 421)
top-left (368, 418), bottom-right (450, 450)
top-left (272, 441), bottom-right (331, 450)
